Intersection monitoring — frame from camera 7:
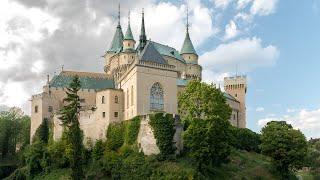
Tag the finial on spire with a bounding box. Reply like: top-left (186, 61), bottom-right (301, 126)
top-left (186, 4), bottom-right (189, 32)
top-left (61, 65), bottom-right (64, 72)
top-left (47, 74), bottom-right (50, 84)
top-left (128, 10), bottom-right (130, 25)
top-left (139, 8), bottom-right (147, 51)
top-left (118, 3), bottom-right (121, 26)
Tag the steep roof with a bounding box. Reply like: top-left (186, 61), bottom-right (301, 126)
top-left (149, 41), bottom-right (186, 63)
top-left (124, 22), bottom-right (134, 41)
top-left (140, 41), bottom-right (167, 64)
top-left (49, 71), bottom-right (114, 90)
top-left (108, 24), bottom-right (124, 53)
top-left (180, 31), bottom-right (197, 55)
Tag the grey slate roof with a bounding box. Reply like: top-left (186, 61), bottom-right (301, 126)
top-left (139, 41), bottom-right (167, 64)
top-left (49, 71), bottom-right (114, 90)
top-left (180, 31), bottom-right (197, 55)
top-left (107, 24), bottom-right (124, 53)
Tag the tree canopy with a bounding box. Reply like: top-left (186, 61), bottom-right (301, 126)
top-left (178, 80), bottom-right (231, 126)
top-left (260, 121), bottom-right (307, 177)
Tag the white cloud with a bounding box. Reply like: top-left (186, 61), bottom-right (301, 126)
top-left (287, 108), bottom-right (297, 113)
top-left (237, 0), bottom-right (253, 10)
top-left (250, 0), bottom-right (278, 16)
top-left (256, 107), bottom-right (264, 112)
top-left (199, 37), bottom-right (279, 74)
top-left (214, 0), bottom-right (234, 9)
top-left (258, 108), bottom-right (320, 138)
top-left (224, 20), bottom-right (239, 40)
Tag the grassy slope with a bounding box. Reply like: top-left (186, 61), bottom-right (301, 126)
top-left (33, 150), bottom-right (282, 180)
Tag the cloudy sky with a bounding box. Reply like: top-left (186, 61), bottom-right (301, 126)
top-left (1, 0), bottom-right (320, 138)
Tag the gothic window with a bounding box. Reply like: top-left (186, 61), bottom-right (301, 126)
top-left (115, 95), bottom-right (119, 104)
top-left (102, 96), bottom-right (105, 104)
top-left (150, 82), bottom-right (164, 111)
top-left (102, 112), bottom-right (106, 118)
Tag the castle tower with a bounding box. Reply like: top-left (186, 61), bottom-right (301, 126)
top-left (107, 4), bottom-right (124, 53)
top-left (123, 11), bottom-right (135, 51)
top-left (224, 76), bottom-right (247, 128)
top-left (180, 6), bottom-right (198, 64)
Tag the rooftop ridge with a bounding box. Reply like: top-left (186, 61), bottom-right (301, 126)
top-left (60, 71), bottom-right (112, 79)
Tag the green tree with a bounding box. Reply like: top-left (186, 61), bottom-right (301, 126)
top-left (178, 80), bottom-right (231, 127)
top-left (33, 118), bottom-right (49, 144)
top-left (92, 139), bottom-right (105, 161)
top-left (231, 127), bottom-right (261, 152)
top-left (183, 117), bottom-right (232, 170)
top-left (260, 121), bottom-right (308, 178)
top-left (59, 76), bottom-right (84, 180)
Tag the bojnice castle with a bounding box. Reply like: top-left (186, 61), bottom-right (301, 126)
top-left (30, 6), bottom-right (247, 154)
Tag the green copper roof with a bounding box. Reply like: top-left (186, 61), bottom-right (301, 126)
top-left (149, 41), bottom-right (186, 63)
top-left (49, 71), bottom-right (114, 90)
top-left (180, 31), bottom-right (197, 55)
top-left (124, 22), bottom-right (134, 41)
top-left (177, 78), bottom-right (188, 86)
top-left (108, 24), bottom-right (124, 53)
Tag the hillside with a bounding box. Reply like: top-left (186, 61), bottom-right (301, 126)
top-left (25, 150), bottom-right (280, 180)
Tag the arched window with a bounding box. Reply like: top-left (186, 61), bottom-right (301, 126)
top-left (115, 95), bottom-right (118, 103)
top-left (150, 82), bottom-right (164, 111)
top-left (102, 96), bottom-right (105, 104)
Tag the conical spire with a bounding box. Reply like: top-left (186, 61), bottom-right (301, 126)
top-left (108, 4), bottom-right (124, 53)
top-left (139, 9), bottom-right (147, 51)
top-left (180, 6), bottom-right (197, 55)
top-left (124, 11), bottom-right (134, 41)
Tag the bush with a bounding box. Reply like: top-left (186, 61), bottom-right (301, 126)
top-left (126, 117), bottom-right (141, 145)
top-left (149, 113), bottom-right (176, 158)
top-left (92, 140), bottom-right (105, 161)
top-left (106, 123), bottom-right (125, 151)
top-left (231, 127), bottom-right (261, 152)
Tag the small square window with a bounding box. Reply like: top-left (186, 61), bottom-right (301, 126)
top-left (80, 99), bottom-right (85, 103)
top-left (114, 112), bottom-right (118, 118)
top-left (102, 112), bottom-right (106, 118)
top-left (48, 106), bottom-right (53, 113)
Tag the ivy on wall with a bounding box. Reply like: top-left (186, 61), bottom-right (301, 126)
top-left (106, 116), bottom-right (141, 151)
top-left (149, 113), bottom-right (176, 157)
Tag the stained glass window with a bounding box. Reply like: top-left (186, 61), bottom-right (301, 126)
top-left (150, 82), bottom-right (164, 111)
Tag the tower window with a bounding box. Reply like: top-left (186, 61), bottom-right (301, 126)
top-left (131, 85), bottom-right (134, 106)
top-left (114, 112), bottom-right (118, 118)
top-left (102, 96), bottom-right (105, 104)
top-left (115, 95), bottom-right (119, 103)
top-left (48, 106), bottom-right (53, 113)
top-left (35, 106), bottom-right (38, 113)
top-left (80, 99), bottom-right (85, 103)
top-left (102, 112), bottom-right (106, 118)
top-left (235, 94), bottom-right (237, 97)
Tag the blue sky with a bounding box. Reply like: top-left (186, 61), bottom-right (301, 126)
top-left (0, 0), bottom-right (319, 138)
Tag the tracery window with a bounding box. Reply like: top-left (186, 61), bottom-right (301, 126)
top-left (150, 82), bottom-right (164, 111)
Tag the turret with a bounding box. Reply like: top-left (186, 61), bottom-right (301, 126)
top-left (107, 4), bottom-right (124, 53)
top-left (123, 11), bottom-right (135, 51)
top-left (180, 7), bottom-right (198, 64)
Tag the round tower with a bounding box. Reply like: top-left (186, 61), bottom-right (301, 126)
top-left (123, 11), bottom-right (135, 51)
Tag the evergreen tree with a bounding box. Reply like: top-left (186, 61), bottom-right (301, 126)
top-left (33, 118), bottom-right (49, 144)
top-left (59, 76), bottom-right (84, 180)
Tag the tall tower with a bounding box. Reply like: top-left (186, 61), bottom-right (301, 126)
top-left (107, 4), bottom-right (124, 53)
top-left (224, 76), bottom-right (247, 128)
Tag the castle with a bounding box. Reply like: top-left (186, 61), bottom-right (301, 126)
top-left (30, 7), bottom-right (247, 152)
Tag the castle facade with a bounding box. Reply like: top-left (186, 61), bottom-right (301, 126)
top-left (30, 8), bottom-right (247, 147)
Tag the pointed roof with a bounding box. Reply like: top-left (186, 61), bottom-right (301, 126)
top-left (139, 9), bottom-right (147, 51)
top-left (140, 41), bottom-right (167, 64)
top-left (107, 4), bottom-right (124, 53)
top-left (180, 30), bottom-right (197, 55)
top-left (180, 6), bottom-right (197, 55)
top-left (124, 12), bottom-right (134, 41)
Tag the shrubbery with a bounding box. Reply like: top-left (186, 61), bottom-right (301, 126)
top-left (231, 127), bottom-right (261, 152)
top-left (149, 113), bottom-right (176, 157)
